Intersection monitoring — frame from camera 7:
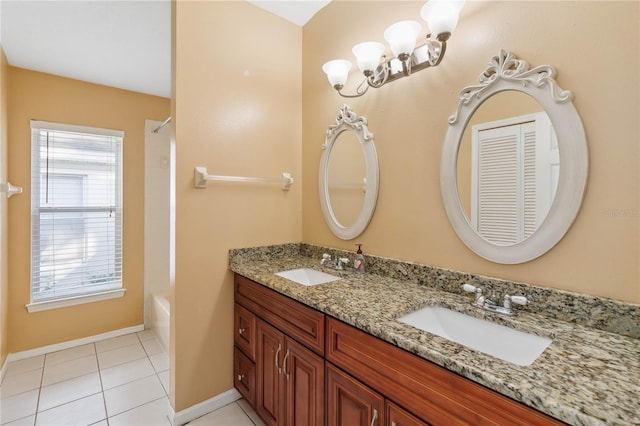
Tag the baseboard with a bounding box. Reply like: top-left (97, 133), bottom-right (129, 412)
top-left (1, 355), bottom-right (8, 382)
top-left (5, 324), bottom-right (145, 363)
top-left (170, 388), bottom-right (241, 426)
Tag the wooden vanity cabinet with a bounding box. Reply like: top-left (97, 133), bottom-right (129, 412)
top-left (326, 317), bottom-right (564, 426)
top-left (234, 274), bottom-right (563, 426)
top-left (235, 275), bottom-right (325, 426)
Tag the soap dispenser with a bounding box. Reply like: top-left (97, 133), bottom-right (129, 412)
top-left (354, 244), bottom-right (365, 274)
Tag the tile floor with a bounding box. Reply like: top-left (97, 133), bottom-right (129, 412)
top-left (0, 330), bottom-right (262, 426)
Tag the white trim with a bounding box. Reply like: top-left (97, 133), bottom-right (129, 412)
top-left (1, 356), bottom-right (8, 382)
top-left (26, 288), bottom-right (126, 313)
top-left (30, 119), bottom-right (125, 138)
top-left (5, 324), bottom-right (144, 362)
top-left (169, 388), bottom-right (241, 426)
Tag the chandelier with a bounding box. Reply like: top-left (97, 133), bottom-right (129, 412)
top-left (322, 0), bottom-right (465, 98)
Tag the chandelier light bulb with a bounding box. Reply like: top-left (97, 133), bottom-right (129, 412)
top-left (352, 42), bottom-right (386, 74)
top-left (322, 59), bottom-right (352, 88)
top-left (421, 0), bottom-right (465, 40)
top-left (383, 20), bottom-right (422, 58)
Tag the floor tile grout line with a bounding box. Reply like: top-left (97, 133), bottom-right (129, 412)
top-left (96, 346), bottom-right (110, 426)
top-left (40, 353), bottom-right (100, 389)
top-left (3, 332), bottom-right (192, 426)
top-left (105, 394), bottom-right (168, 423)
top-left (32, 350), bottom-right (47, 426)
top-left (102, 337), bottom-right (155, 424)
top-left (1, 356), bottom-right (45, 382)
top-left (236, 401), bottom-right (261, 426)
top-left (36, 389), bottom-right (104, 416)
top-left (35, 369), bottom-right (100, 397)
top-left (97, 355), bottom-right (149, 373)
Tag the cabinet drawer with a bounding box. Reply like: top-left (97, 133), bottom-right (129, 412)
top-left (235, 274), bottom-right (325, 355)
top-left (235, 303), bottom-right (256, 360)
top-left (326, 318), bottom-right (563, 426)
top-left (387, 401), bottom-right (429, 426)
top-left (234, 347), bottom-right (256, 407)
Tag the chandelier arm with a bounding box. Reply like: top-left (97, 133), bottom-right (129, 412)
top-left (431, 40), bottom-right (447, 67)
top-left (402, 58), bottom-right (412, 77)
top-left (363, 61), bottom-right (387, 89)
top-left (336, 81), bottom-right (369, 98)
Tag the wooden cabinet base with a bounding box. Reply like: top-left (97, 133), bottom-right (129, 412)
top-left (234, 273), bottom-right (563, 426)
top-left (326, 317), bottom-right (564, 426)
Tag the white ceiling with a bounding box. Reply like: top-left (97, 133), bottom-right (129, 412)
top-left (0, 0), bottom-right (329, 99)
top-left (248, 0), bottom-right (330, 26)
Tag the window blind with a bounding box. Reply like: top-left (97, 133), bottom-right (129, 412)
top-left (476, 128), bottom-right (521, 245)
top-left (30, 120), bottom-right (123, 302)
top-left (473, 121), bottom-right (538, 246)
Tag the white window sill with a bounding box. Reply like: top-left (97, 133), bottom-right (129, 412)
top-left (26, 288), bottom-right (126, 313)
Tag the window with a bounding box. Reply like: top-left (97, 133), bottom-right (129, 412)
top-left (28, 120), bottom-right (125, 312)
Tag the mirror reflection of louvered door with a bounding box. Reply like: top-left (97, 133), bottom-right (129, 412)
top-left (471, 113), bottom-right (555, 245)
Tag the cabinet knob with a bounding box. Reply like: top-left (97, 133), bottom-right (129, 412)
top-left (370, 408), bottom-right (378, 426)
top-left (238, 328), bottom-right (245, 335)
top-left (237, 373), bottom-right (245, 382)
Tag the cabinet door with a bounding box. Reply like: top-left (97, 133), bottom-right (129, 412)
top-left (327, 363), bottom-right (384, 426)
top-left (285, 337), bottom-right (325, 426)
top-left (387, 401), bottom-right (429, 426)
top-left (257, 319), bottom-right (285, 426)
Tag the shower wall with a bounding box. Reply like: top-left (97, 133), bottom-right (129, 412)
top-left (144, 119), bottom-right (171, 341)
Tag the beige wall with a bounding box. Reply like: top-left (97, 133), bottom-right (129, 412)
top-left (173, 1), bottom-right (301, 411)
top-left (7, 67), bottom-right (170, 352)
top-left (0, 47), bottom-right (8, 367)
top-left (302, 1), bottom-right (639, 303)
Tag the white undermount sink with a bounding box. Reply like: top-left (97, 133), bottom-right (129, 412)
top-left (397, 306), bottom-right (552, 366)
top-left (274, 268), bottom-right (341, 286)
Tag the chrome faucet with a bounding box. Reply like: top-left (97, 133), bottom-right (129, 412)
top-left (461, 283), bottom-right (527, 316)
top-left (320, 253), bottom-right (350, 271)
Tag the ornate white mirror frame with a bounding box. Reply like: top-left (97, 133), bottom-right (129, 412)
top-left (319, 105), bottom-right (379, 240)
top-left (441, 50), bottom-right (588, 264)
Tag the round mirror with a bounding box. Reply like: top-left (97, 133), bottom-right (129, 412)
top-left (441, 51), bottom-right (588, 264)
top-left (456, 91), bottom-right (559, 246)
top-left (320, 105), bottom-right (379, 240)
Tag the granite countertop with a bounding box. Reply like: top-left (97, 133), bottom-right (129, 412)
top-left (229, 247), bottom-right (640, 426)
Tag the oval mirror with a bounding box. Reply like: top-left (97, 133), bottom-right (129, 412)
top-left (327, 130), bottom-right (367, 227)
top-left (320, 105), bottom-right (379, 240)
top-left (441, 50), bottom-right (588, 263)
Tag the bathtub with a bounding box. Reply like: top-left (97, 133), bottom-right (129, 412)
top-left (151, 292), bottom-right (170, 352)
